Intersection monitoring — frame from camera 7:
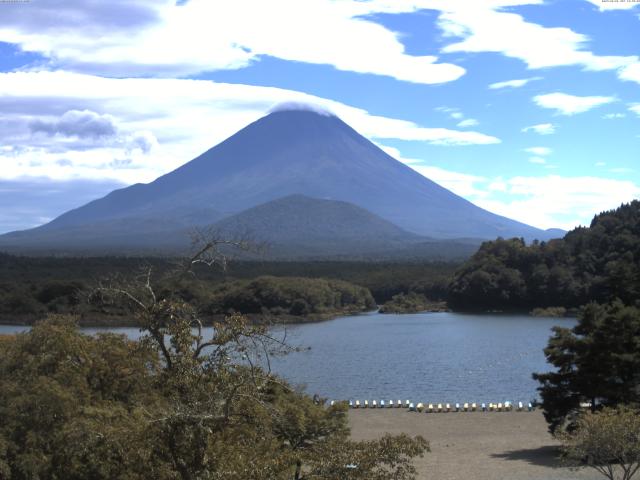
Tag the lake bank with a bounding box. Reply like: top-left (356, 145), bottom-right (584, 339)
top-left (349, 409), bottom-right (600, 480)
top-left (0, 308), bottom-right (376, 327)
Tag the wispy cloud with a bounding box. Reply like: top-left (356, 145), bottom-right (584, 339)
top-left (379, 143), bottom-right (640, 230)
top-left (457, 118), bottom-right (479, 127)
top-left (0, 71), bottom-right (500, 183)
top-left (602, 112), bottom-right (626, 119)
top-left (522, 123), bottom-right (556, 135)
top-left (533, 92), bottom-right (616, 115)
top-left (0, 0), bottom-right (466, 85)
top-left (438, 2), bottom-right (639, 84)
top-left (525, 146), bottom-right (552, 156)
top-left (528, 157), bottom-right (547, 164)
top-left (475, 175), bottom-right (640, 230)
top-left (489, 77), bottom-right (541, 89)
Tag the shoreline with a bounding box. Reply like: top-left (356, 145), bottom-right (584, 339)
top-left (0, 308), bottom-right (380, 328)
top-left (0, 306), bottom-right (575, 328)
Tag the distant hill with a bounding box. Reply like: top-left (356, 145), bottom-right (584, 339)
top-left (0, 107), bottom-right (562, 256)
top-left (212, 194), bottom-right (479, 260)
top-left (448, 201), bottom-right (640, 311)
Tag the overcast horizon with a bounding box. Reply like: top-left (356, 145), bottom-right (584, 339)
top-left (0, 0), bottom-right (639, 234)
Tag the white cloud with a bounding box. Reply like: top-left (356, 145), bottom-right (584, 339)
top-left (619, 62), bottom-right (640, 84)
top-left (2, 0), bottom-right (639, 88)
top-left (0, 70), bottom-right (500, 183)
top-left (376, 142), bottom-right (489, 198)
top-left (602, 112), bottom-right (626, 119)
top-left (439, 3), bottom-right (636, 71)
top-left (411, 165), bottom-right (489, 198)
top-left (584, 0), bottom-right (640, 10)
top-left (488, 77), bottom-right (541, 89)
top-left (525, 146), bottom-right (552, 156)
top-left (533, 92), bottom-right (616, 115)
top-left (629, 104), bottom-right (640, 117)
top-left (595, 161), bottom-right (606, 167)
top-left (0, 0), bottom-right (465, 85)
top-left (457, 118), bottom-right (479, 127)
top-left (528, 157), bottom-right (547, 164)
top-left (367, 142), bottom-right (640, 230)
top-left (475, 175), bottom-right (640, 230)
top-left (436, 1), bottom-right (640, 85)
top-left (522, 123), bottom-right (556, 135)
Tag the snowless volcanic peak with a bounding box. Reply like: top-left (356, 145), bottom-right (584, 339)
top-left (0, 107), bottom-right (562, 254)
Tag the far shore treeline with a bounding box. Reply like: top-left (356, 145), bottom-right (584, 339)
top-left (0, 201), bottom-right (638, 325)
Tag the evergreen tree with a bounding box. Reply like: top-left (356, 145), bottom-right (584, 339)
top-left (533, 302), bottom-right (640, 433)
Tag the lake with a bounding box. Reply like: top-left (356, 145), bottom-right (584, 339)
top-left (0, 311), bottom-right (573, 404)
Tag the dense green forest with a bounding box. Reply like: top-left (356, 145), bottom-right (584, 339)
top-left (206, 276), bottom-right (375, 317)
top-left (0, 254), bottom-right (456, 324)
top-left (448, 201), bottom-right (640, 311)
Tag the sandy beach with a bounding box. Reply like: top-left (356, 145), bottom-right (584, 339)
top-left (349, 409), bottom-right (601, 480)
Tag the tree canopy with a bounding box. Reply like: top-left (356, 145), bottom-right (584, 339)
top-left (559, 406), bottom-right (640, 480)
top-left (533, 301), bottom-right (640, 433)
top-left (448, 201), bottom-right (640, 311)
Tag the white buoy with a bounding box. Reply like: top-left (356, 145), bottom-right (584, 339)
top-left (349, 400), bottom-right (353, 408)
top-left (397, 400), bottom-right (402, 408)
top-left (455, 403), bottom-right (460, 412)
top-left (428, 403), bottom-right (434, 413)
top-left (463, 402), bottom-right (469, 411)
top-left (445, 403), bottom-right (450, 412)
top-left (472, 402), bottom-right (477, 411)
top-left (437, 403), bottom-right (443, 412)
top-left (409, 402), bottom-right (416, 411)
top-left (388, 400), bottom-right (394, 408)
top-left (372, 400), bottom-right (377, 408)
top-left (497, 403), bottom-right (503, 412)
top-left (528, 402), bottom-right (533, 412)
top-left (355, 400), bottom-right (361, 408)
top-left (380, 400), bottom-right (385, 408)
top-left (416, 402), bottom-right (424, 412)
top-left (405, 400), bottom-right (411, 408)
top-left (481, 403), bottom-right (486, 412)
top-left (364, 400), bottom-right (369, 408)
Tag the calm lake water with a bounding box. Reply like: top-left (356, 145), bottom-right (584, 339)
top-left (0, 311), bottom-right (573, 404)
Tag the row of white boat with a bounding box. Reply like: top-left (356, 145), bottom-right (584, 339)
top-left (333, 400), bottom-right (535, 412)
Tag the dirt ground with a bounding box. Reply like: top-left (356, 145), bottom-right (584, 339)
top-left (348, 409), bottom-right (602, 480)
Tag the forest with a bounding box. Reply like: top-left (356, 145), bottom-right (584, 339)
top-left (0, 254), bottom-right (455, 324)
top-left (448, 201), bottom-right (640, 312)
top-left (2, 202), bottom-right (639, 323)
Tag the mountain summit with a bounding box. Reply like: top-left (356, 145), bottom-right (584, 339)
top-left (0, 108), bottom-right (558, 254)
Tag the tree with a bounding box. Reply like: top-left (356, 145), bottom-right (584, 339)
top-left (0, 231), bottom-right (429, 479)
top-left (560, 406), bottom-right (640, 480)
top-left (533, 301), bottom-right (640, 433)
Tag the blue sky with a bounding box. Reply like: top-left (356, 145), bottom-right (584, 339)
top-left (0, 0), bottom-right (638, 233)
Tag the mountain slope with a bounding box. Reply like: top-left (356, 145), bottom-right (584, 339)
top-left (0, 107), bottom-right (559, 253)
top-left (214, 194), bottom-right (418, 246)
top-left (210, 194), bottom-right (479, 259)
